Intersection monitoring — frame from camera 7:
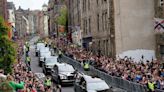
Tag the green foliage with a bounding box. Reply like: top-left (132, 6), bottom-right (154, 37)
top-left (0, 18), bottom-right (8, 37)
top-left (56, 6), bottom-right (68, 26)
top-left (0, 17), bottom-right (16, 74)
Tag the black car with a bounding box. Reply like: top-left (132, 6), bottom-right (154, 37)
top-left (42, 56), bottom-right (59, 74)
top-left (51, 63), bottom-right (76, 85)
top-left (74, 75), bottom-right (110, 92)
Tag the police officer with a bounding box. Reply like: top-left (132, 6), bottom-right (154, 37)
top-left (26, 55), bottom-right (31, 66)
top-left (83, 60), bottom-right (90, 71)
top-left (44, 76), bottom-right (52, 91)
top-left (25, 42), bottom-right (30, 51)
top-left (45, 41), bottom-right (48, 47)
top-left (58, 50), bottom-right (62, 58)
top-left (25, 46), bottom-right (29, 56)
top-left (147, 80), bottom-right (155, 92)
top-left (53, 45), bottom-right (56, 53)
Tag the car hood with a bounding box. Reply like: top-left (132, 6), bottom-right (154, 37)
top-left (59, 72), bottom-right (74, 76)
top-left (45, 62), bottom-right (58, 66)
top-left (87, 90), bottom-right (96, 92)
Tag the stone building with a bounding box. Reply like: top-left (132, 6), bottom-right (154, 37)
top-left (155, 0), bottom-right (164, 60)
top-left (67, 0), bottom-right (82, 45)
top-left (80, 0), bottom-right (114, 56)
top-left (15, 7), bottom-right (41, 39)
top-left (42, 4), bottom-right (49, 37)
top-left (78, 0), bottom-right (155, 61)
top-left (48, 0), bottom-right (60, 37)
top-left (0, 0), bottom-right (8, 20)
top-left (7, 2), bottom-right (16, 38)
top-left (15, 7), bottom-right (30, 38)
top-left (36, 11), bottom-right (44, 37)
top-left (7, 2), bottom-right (15, 27)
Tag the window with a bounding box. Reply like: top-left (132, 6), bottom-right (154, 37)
top-left (97, 0), bottom-right (99, 6)
top-left (105, 11), bottom-right (108, 31)
top-left (102, 13), bottom-right (104, 31)
top-left (83, 19), bottom-right (85, 35)
top-left (88, 0), bottom-right (90, 10)
top-left (89, 17), bottom-right (91, 34)
top-left (97, 14), bottom-right (99, 32)
top-left (83, 0), bottom-right (85, 12)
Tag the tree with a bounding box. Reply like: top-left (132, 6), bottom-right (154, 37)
top-left (0, 17), bottom-right (16, 74)
top-left (56, 5), bottom-right (68, 26)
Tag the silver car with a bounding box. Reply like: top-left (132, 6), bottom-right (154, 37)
top-left (39, 51), bottom-right (51, 67)
top-left (51, 63), bottom-right (76, 85)
top-left (35, 43), bottom-right (45, 56)
top-left (42, 56), bottom-right (59, 74)
top-left (74, 75), bottom-right (110, 92)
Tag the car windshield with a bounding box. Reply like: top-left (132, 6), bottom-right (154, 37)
top-left (41, 52), bottom-right (51, 57)
top-left (46, 58), bottom-right (57, 63)
top-left (87, 81), bottom-right (109, 91)
top-left (40, 48), bottom-right (49, 52)
top-left (58, 65), bottom-right (75, 72)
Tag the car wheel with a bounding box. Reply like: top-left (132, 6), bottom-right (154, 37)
top-left (43, 69), bottom-right (45, 74)
top-left (39, 62), bottom-right (42, 67)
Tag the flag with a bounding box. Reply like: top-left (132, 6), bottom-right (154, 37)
top-left (154, 18), bottom-right (164, 33)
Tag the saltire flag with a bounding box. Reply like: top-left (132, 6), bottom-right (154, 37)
top-left (154, 18), bottom-right (164, 33)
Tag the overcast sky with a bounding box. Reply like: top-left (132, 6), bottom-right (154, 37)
top-left (7, 0), bottom-right (48, 10)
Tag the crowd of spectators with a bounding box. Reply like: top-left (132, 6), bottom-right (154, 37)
top-left (58, 44), bottom-right (164, 90)
top-left (0, 40), bottom-right (45, 92)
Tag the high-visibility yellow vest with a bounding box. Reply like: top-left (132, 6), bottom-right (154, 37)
top-left (59, 51), bottom-right (62, 55)
top-left (148, 82), bottom-right (155, 91)
top-left (26, 57), bottom-right (31, 62)
top-left (54, 45), bottom-right (56, 48)
top-left (45, 79), bottom-right (51, 86)
top-left (84, 63), bottom-right (89, 69)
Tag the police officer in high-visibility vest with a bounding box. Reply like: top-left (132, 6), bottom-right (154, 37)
top-left (25, 46), bottom-right (29, 56)
top-left (45, 41), bottom-right (48, 47)
top-left (53, 45), bottom-right (56, 53)
top-left (26, 55), bottom-right (31, 66)
top-left (83, 60), bottom-right (90, 71)
top-left (58, 50), bottom-right (62, 58)
top-left (147, 80), bottom-right (155, 92)
top-left (44, 76), bottom-right (52, 91)
top-left (25, 42), bottom-right (30, 51)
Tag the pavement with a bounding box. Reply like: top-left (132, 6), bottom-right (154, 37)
top-left (28, 36), bottom-right (74, 92)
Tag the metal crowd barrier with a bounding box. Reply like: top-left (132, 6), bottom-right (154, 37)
top-left (61, 55), bottom-right (164, 92)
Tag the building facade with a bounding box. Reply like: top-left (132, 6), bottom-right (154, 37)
top-left (67, 0), bottom-right (82, 45)
top-left (15, 7), bottom-right (29, 38)
top-left (114, 0), bottom-right (155, 57)
top-left (43, 4), bottom-right (49, 37)
top-left (80, 0), bottom-right (113, 56)
top-left (7, 2), bottom-right (15, 27)
top-left (48, 0), bottom-right (61, 37)
top-left (36, 11), bottom-right (44, 37)
top-left (0, 0), bottom-right (8, 20)
top-left (78, 0), bottom-right (156, 61)
top-left (155, 0), bottom-right (164, 60)
top-left (7, 2), bottom-right (16, 38)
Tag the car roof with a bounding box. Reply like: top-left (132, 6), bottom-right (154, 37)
top-left (40, 52), bottom-right (51, 56)
top-left (82, 75), bottom-right (109, 91)
top-left (56, 63), bottom-right (75, 69)
top-left (83, 75), bottom-right (103, 83)
top-left (46, 56), bottom-right (58, 59)
top-left (40, 47), bottom-right (49, 52)
top-left (37, 43), bottom-right (44, 45)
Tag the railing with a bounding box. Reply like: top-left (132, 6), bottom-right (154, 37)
top-left (61, 55), bottom-right (164, 92)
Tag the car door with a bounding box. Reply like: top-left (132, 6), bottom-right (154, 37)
top-left (74, 77), bottom-right (87, 92)
top-left (51, 65), bottom-right (59, 82)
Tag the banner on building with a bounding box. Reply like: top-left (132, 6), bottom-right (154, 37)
top-left (154, 18), bottom-right (164, 33)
